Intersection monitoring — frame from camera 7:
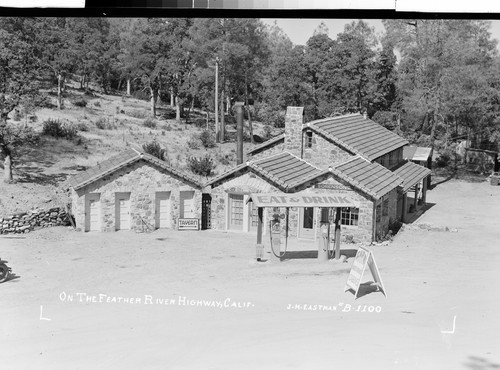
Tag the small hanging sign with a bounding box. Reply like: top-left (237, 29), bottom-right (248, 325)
top-left (344, 246), bottom-right (386, 298)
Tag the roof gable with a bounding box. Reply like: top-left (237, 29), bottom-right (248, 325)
top-left (69, 148), bottom-right (203, 190)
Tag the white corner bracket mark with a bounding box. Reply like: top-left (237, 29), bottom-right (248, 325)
top-left (40, 305), bottom-right (52, 321)
top-left (441, 315), bottom-right (456, 334)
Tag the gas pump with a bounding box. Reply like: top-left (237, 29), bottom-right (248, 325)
top-left (318, 220), bottom-right (330, 261)
top-left (269, 211), bottom-right (282, 261)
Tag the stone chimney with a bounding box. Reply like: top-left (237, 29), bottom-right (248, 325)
top-left (284, 106), bottom-right (304, 158)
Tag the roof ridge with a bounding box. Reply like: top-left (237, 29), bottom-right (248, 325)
top-left (331, 155), bottom-right (368, 170)
top-left (308, 113), bottom-right (361, 126)
top-left (284, 151), bottom-right (322, 171)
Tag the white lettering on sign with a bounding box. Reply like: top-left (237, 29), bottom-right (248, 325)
top-left (252, 193), bottom-right (355, 207)
top-left (178, 218), bottom-right (199, 230)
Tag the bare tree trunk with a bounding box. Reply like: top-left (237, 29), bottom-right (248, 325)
top-left (244, 73), bottom-right (254, 144)
top-left (170, 87), bottom-right (174, 107)
top-left (3, 153), bottom-right (13, 183)
top-left (57, 73), bottom-right (64, 110)
top-left (175, 96), bottom-right (181, 123)
top-left (150, 86), bottom-right (158, 117)
top-left (0, 132), bottom-right (13, 183)
top-left (126, 78), bottom-right (131, 96)
top-left (220, 88), bottom-right (225, 143)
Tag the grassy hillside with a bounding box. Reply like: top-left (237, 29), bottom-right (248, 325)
top-left (0, 85), bottom-right (276, 217)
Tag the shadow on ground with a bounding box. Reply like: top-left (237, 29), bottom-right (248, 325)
top-left (464, 356), bottom-right (500, 369)
top-left (345, 281), bottom-right (385, 299)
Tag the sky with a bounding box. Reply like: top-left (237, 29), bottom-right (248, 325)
top-left (261, 18), bottom-right (500, 48)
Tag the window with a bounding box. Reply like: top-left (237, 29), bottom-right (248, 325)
top-left (341, 207), bottom-right (359, 226)
top-left (382, 199), bottom-right (389, 216)
top-left (305, 131), bottom-right (313, 148)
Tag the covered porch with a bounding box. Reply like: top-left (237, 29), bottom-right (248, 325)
top-left (393, 161), bottom-right (432, 223)
top-left (247, 192), bottom-right (360, 262)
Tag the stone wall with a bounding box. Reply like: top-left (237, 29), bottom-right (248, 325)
top-left (303, 131), bottom-right (355, 169)
top-left (374, 188), bottom-right (399, 240)
top-left (0, 207), bottom-right (71, 234)
top-left (72, 160), bottom-right (202, 232)
top-left (292, 173), bottom-right (375, 243)
top-left (284, 107), bottom-right (304, 158)
top-left (209, 170), bottom-right (280, 232)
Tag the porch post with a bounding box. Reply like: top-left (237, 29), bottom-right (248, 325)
top-left (422, 177), bottom-right (427, 205)
top-left (256, 207), bottom-right (264, 261)
top-left (334, 207), bottom-right (341, 260)
top-left (402, 193), bottom-right (407, 223)
top-left (414, 184), bottom-right (418, 210)
top-left (256, 207), bottom-right (263, 244)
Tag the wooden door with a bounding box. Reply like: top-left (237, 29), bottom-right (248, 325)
top-left (298, 207), bottom-right (315, 239)
top-left (156, 192), bottom-right (171, 228)
top-left (115, 193), bottom-right (131, 230)
top-left (228, 194), bottom-right (244, 230)
top-left (180, 191), bottom-right (195, 218)
top-left (85, 193), bottom-right (101, 232)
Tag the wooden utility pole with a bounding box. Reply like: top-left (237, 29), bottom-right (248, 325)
top-left (215, 57), bottom-right (219, 143)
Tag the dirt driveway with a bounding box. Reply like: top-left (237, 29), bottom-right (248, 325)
top-left (1, 179), bottom-right (499, 369)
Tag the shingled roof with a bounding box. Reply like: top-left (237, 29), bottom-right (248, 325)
top-left (392, 161), bottom-right (432, 192)
top-left (308, 114), bottom-right (408, 161)
top-left (250, 152), bottom-right (322, 189)
top-left (206, 151), bottom-right (322, 191)
top-left (68, 148), bottom-right (203, 190)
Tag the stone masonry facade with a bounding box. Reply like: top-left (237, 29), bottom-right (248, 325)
top-left (284, 107), bottom-right (304, 158)
top-left (292, 173), bottom-right (376, 243)
top-left (72, 160), bottom-right (202, 232)
top-left (210, 170), bottom-right (280, 231)
top-left (303, 131), bottom-right (355, 169)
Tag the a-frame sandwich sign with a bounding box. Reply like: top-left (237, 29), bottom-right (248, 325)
top-left (344, 246), bottom-right (386, 298)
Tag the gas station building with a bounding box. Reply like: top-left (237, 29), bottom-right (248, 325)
top-left (205, 107), bottom-right (432, 244)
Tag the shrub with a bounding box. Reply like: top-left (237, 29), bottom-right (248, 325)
top-left (142, 140), bottom-right (167, 161)
top-left (72, 99), bottom-right (87, 108)
top-left (163, 124), bottom-right (172, 131)
top-left (42, 119), bottom-right (78, 140)
top-left (187, 154), bottom-right (214, 177)
top-left (436, 153), bottom-right (451, 168)
top-left (75, 122), bottom-right (89, 132)
top-left (93, 101), bottom-right (101, 107)
top-left (199, 129), bottom-right (216, 148)
top-left (143, 117), bottom-right (157, 129)
top-left (95, 117), bottom-right (108, 129)
top-left (217, 152), bottom-right (235, 166)
top-left (187, 134), bottom-right (201, 149)
top-left (255, 102), bottom-right (285, 128)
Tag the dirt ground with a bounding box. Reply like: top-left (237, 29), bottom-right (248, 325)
top-left (1, 178), bottom-right (499, 369)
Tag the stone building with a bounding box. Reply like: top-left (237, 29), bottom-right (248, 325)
top-left (207, 107), bottom-right (432, 243)
top-left (68, 148), bottom-right (203, 232)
